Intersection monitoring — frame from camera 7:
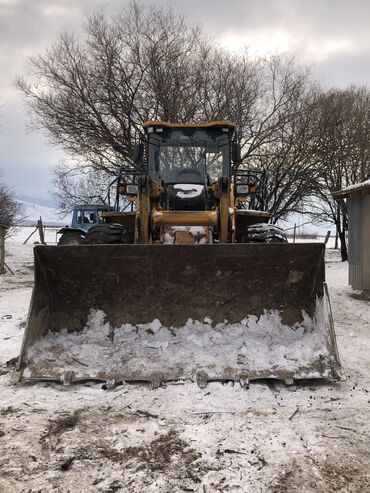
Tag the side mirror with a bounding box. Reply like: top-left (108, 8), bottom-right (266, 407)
top-left (232, 142), bottom-right (241, 164)
top-left (133, 143), bottom-right (144, 166)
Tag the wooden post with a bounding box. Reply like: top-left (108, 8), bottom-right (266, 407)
top-left (37, 217), bottom-right (45, 244)
top-left (293, 223), bottom-right (296, 243)
top-left (0, 225), bottom-right (5, 275)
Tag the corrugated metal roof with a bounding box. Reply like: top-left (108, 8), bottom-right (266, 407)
top-left (332, 179), bottom-right (370, 199)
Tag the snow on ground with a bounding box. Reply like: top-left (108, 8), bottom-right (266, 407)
top-left (7, 226), bottom-right (61, 247)
top-left (0, 231), bottom-right (369, 492)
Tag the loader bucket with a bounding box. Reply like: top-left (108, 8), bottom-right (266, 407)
top-left (16, 243), bottom-right (345, 387)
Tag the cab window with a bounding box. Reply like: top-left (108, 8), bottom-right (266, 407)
top-left (76, 210), bottom-right (96, 224)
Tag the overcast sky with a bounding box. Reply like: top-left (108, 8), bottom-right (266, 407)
top-left (1, 0), bottom-right (370, 201)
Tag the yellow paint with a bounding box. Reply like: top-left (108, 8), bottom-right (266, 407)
top-left (219, 179), bottom-right (230, 243)
top-left (230, 184), bottom-right (236, 243)
top-left (135, 187), bottom-right (151, 244)
top-left (152, 210), bottom-right (218, 227)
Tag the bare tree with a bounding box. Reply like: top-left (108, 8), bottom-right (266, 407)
top-left (0, 180), bottom-right (23, 237)
top-left (308, 86), bottom-right (370, 260)
top-left (243, 64), bottom-right (320, 221)
top-left (18, 1), bottom-right (317, 220)
top-left (17, 2), bottom-right (206, 175)
top-left (52, 162), bottom-right (113, 215)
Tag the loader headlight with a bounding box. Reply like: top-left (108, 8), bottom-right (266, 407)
top-left (126, 184), bottom-right (139, 195)
top-left (236, 184), bottom-right (250, 195)
top-left (119, 183), bottom-right (138, 195)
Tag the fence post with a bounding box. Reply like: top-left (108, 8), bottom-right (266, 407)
top-left (37, 217), bottom-right (45, 244)
top-left (0, 225), bottom-right (5, 274)
top-left (293, 223), bottom-right (296, 243)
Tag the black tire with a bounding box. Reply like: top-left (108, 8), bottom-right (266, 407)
top-left (58, 231), bottom-right (85, 245)
top-left (84, 223), bottom-right (131, 244)
top-left (239, 223), bottom-right (288, 244)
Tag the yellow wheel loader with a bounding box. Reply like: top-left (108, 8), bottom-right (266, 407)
top-left (16, 121), bottom-right (345, 387)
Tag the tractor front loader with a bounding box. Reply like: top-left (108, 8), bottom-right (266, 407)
top-left (16, 121), bottom-right (344, 387)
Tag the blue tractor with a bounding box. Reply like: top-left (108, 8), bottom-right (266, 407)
top-left (57, 205), bottom-right (109, 245)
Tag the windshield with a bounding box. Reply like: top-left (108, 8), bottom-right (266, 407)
top-left (148, 128), bottom-right (231, 183)
top-left (159, 143), bottom-right (205, 183)
top-left (157, 141), bottom-right (224, 184)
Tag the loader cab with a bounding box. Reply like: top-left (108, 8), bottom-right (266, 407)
top-left (143, 121), bottom-right (235, 210)
top-left (145, 121), bottom-right (235, 182)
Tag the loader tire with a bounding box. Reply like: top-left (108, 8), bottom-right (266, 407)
top-left (240, 224), bottom-right (288, 244)
top-left (84, 224), bottom-right (131, 244)
top-left (58, 231), bottom-right (85, 245)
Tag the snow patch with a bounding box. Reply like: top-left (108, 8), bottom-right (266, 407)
top-left (173, 183), bottom-right (204, 198)
top-left (188, 226), bottom-right (206, 237)
top-left (163, 226), bottom-right (207, 244)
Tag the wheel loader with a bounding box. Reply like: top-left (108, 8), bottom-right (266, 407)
top-left (15, 121), bottom-right (345, 387)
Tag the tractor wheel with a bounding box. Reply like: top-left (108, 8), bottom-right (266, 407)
top-left (58, 231), bottom-right (85, 245)
top-left (239, 224), bottom-right (288, 244)
top-left (84, 224), bottom-right (131, 244)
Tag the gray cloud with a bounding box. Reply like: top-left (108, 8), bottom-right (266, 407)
top-left (1, 0), bottom-right (369, 199)
top-left (1, 100), bottom-right (64, 195)
top-left (312, 51), bottom-right (370, 88)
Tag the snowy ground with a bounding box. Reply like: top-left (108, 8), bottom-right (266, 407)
top-left (0, 231), bottom-right (369, 492)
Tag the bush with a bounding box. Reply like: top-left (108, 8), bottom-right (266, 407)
top-left (0, 182), bottom-right (23, 236)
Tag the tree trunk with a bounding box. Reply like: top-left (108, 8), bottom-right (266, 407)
top-left (337, 207), bottom-right (348, 261)
top-left (338, 229), bottom-right (348, 261)
top-left (340, 202), bottom-right (348, 261)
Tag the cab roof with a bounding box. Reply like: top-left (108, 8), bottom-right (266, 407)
top-left (142, 120), bottom-right (236, 130)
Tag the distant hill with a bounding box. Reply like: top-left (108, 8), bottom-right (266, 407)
top-left (17, 198), bottom-right (66, 227)
top-left (16, 194), bottom-right (57, 209)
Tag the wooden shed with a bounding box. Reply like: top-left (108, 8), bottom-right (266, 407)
top-left (333, 179), bottom-right (370, 292)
